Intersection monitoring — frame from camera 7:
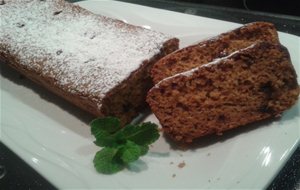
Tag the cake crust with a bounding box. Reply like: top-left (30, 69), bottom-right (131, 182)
top-left (151, 22), bottom-right (279, 84)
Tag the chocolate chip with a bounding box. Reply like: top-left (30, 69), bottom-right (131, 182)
top-left (90, 35), bottom-right (96, 39)
top-left (218, 62), bottom-right (233, 72)
top-left (243, 58), bottom-right (255, 67)
top-left (223, 103), bottom-right (235, 106)
top-left (218, 114), bottom-right (226, 121)
top-left (259, 81), bottom-right (273, 97)
top-left (206, 79), bottom-right (213, 86)
top-left (176, 102), bottom-right (189, 111)
top-left (84, 58), bottom-right (95, 63)
top-left (258, 104), bottom-right (274, 114)
top-left (166, 58), bottom-right (177, 67)
top-left (234, 53), bottom-right (255, 68)
top-left (180, 56), bottom-right (189, 61)
top-left (16, 23), bottom-right (25, 28)
top-left (56, 50), bottom-right (63, 55)
top-left (84, 32), bottom-right (96, 39)
top-left (122, 104), bottom-right (131, 112)
top-left (283, 78), bottom-right (298, 89)
top-left (171, 83), bottom-right (177, 89)
top-left (53, 10), bottom-right (62, 15)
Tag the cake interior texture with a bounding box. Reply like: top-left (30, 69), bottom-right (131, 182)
top-left (147, 42), bottom-right (299, 143)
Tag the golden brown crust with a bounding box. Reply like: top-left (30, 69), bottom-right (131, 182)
top-left (147, 42), bottom-right (299, 143)
top-left (151, 22), bottom-right (279, 84)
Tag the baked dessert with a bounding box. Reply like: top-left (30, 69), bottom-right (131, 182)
top-left (151, 22), bottom-right (279, 84)
top-left (0, 0), bottom-right (179, 124)
top-left (147, 42), bottom-right (299, 143)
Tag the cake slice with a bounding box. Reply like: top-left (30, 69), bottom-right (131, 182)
top-left (0, 0), bottom-right (179, 124)
top-left (151, 22), bottom-right (279, 84)
top-left (147, 42), bottom-right (299, 143)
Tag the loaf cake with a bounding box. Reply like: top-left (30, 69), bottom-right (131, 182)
top-left (151, 22), bottom-right (279, 84)
top-left (0, 0), bottom-right (179, 124)
top-left (147, 42), bottom-right (299, 143)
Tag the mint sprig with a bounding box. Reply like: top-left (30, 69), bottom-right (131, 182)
top-left (90, 117), bottom-right (160, 174)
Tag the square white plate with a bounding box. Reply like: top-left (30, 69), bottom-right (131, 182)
top-left (1, 0), bottom-right (299, 189)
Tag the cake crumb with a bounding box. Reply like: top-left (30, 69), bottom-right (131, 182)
top-left (178, 161), bottom-right (186, 168)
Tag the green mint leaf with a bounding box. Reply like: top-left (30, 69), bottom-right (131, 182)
top-left (90, 117), bottom-right (121, 147)
top-left (120, 122), bottom-right (160, 146)
top-left (93, 147), bottom-right (124, 174)
top-left (90, 117), bottom-right (120, 135)
top-left (91, 117), bottom-right (160, 174)
top-left (119, 141), bottom-right (142, 163)
top-left (139, 145), bottom-right (149, 156)
top-left (93, 135), bottom-right (118, 147)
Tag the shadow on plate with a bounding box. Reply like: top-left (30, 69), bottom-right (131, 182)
top-left (127, 159), bottom-right (148, 173)
top-left (0, 62), bottom-right (95, 136)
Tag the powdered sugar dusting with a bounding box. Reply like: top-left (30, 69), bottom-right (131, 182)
top-left (0, 0), bottom-right (173, 108)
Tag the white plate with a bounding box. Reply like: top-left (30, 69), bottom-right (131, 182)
top-left (1, 0), bottom-right (299, 189)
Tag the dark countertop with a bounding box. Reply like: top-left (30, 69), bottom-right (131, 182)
top-left (1, 0), bottom-right (299, 190)
top-left (118, 0), bottom-right (300, 36)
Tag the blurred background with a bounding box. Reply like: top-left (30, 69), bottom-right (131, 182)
top-left (169, 0), bottom-right (300, 17)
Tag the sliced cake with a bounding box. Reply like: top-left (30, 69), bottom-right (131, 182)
top-left (147, 42), bottom-right (299, 143)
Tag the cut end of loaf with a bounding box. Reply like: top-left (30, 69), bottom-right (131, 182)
top-left (147, 42), bottom-right (300, 143)
top-left (100, 38), bottom-right (179, 125)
